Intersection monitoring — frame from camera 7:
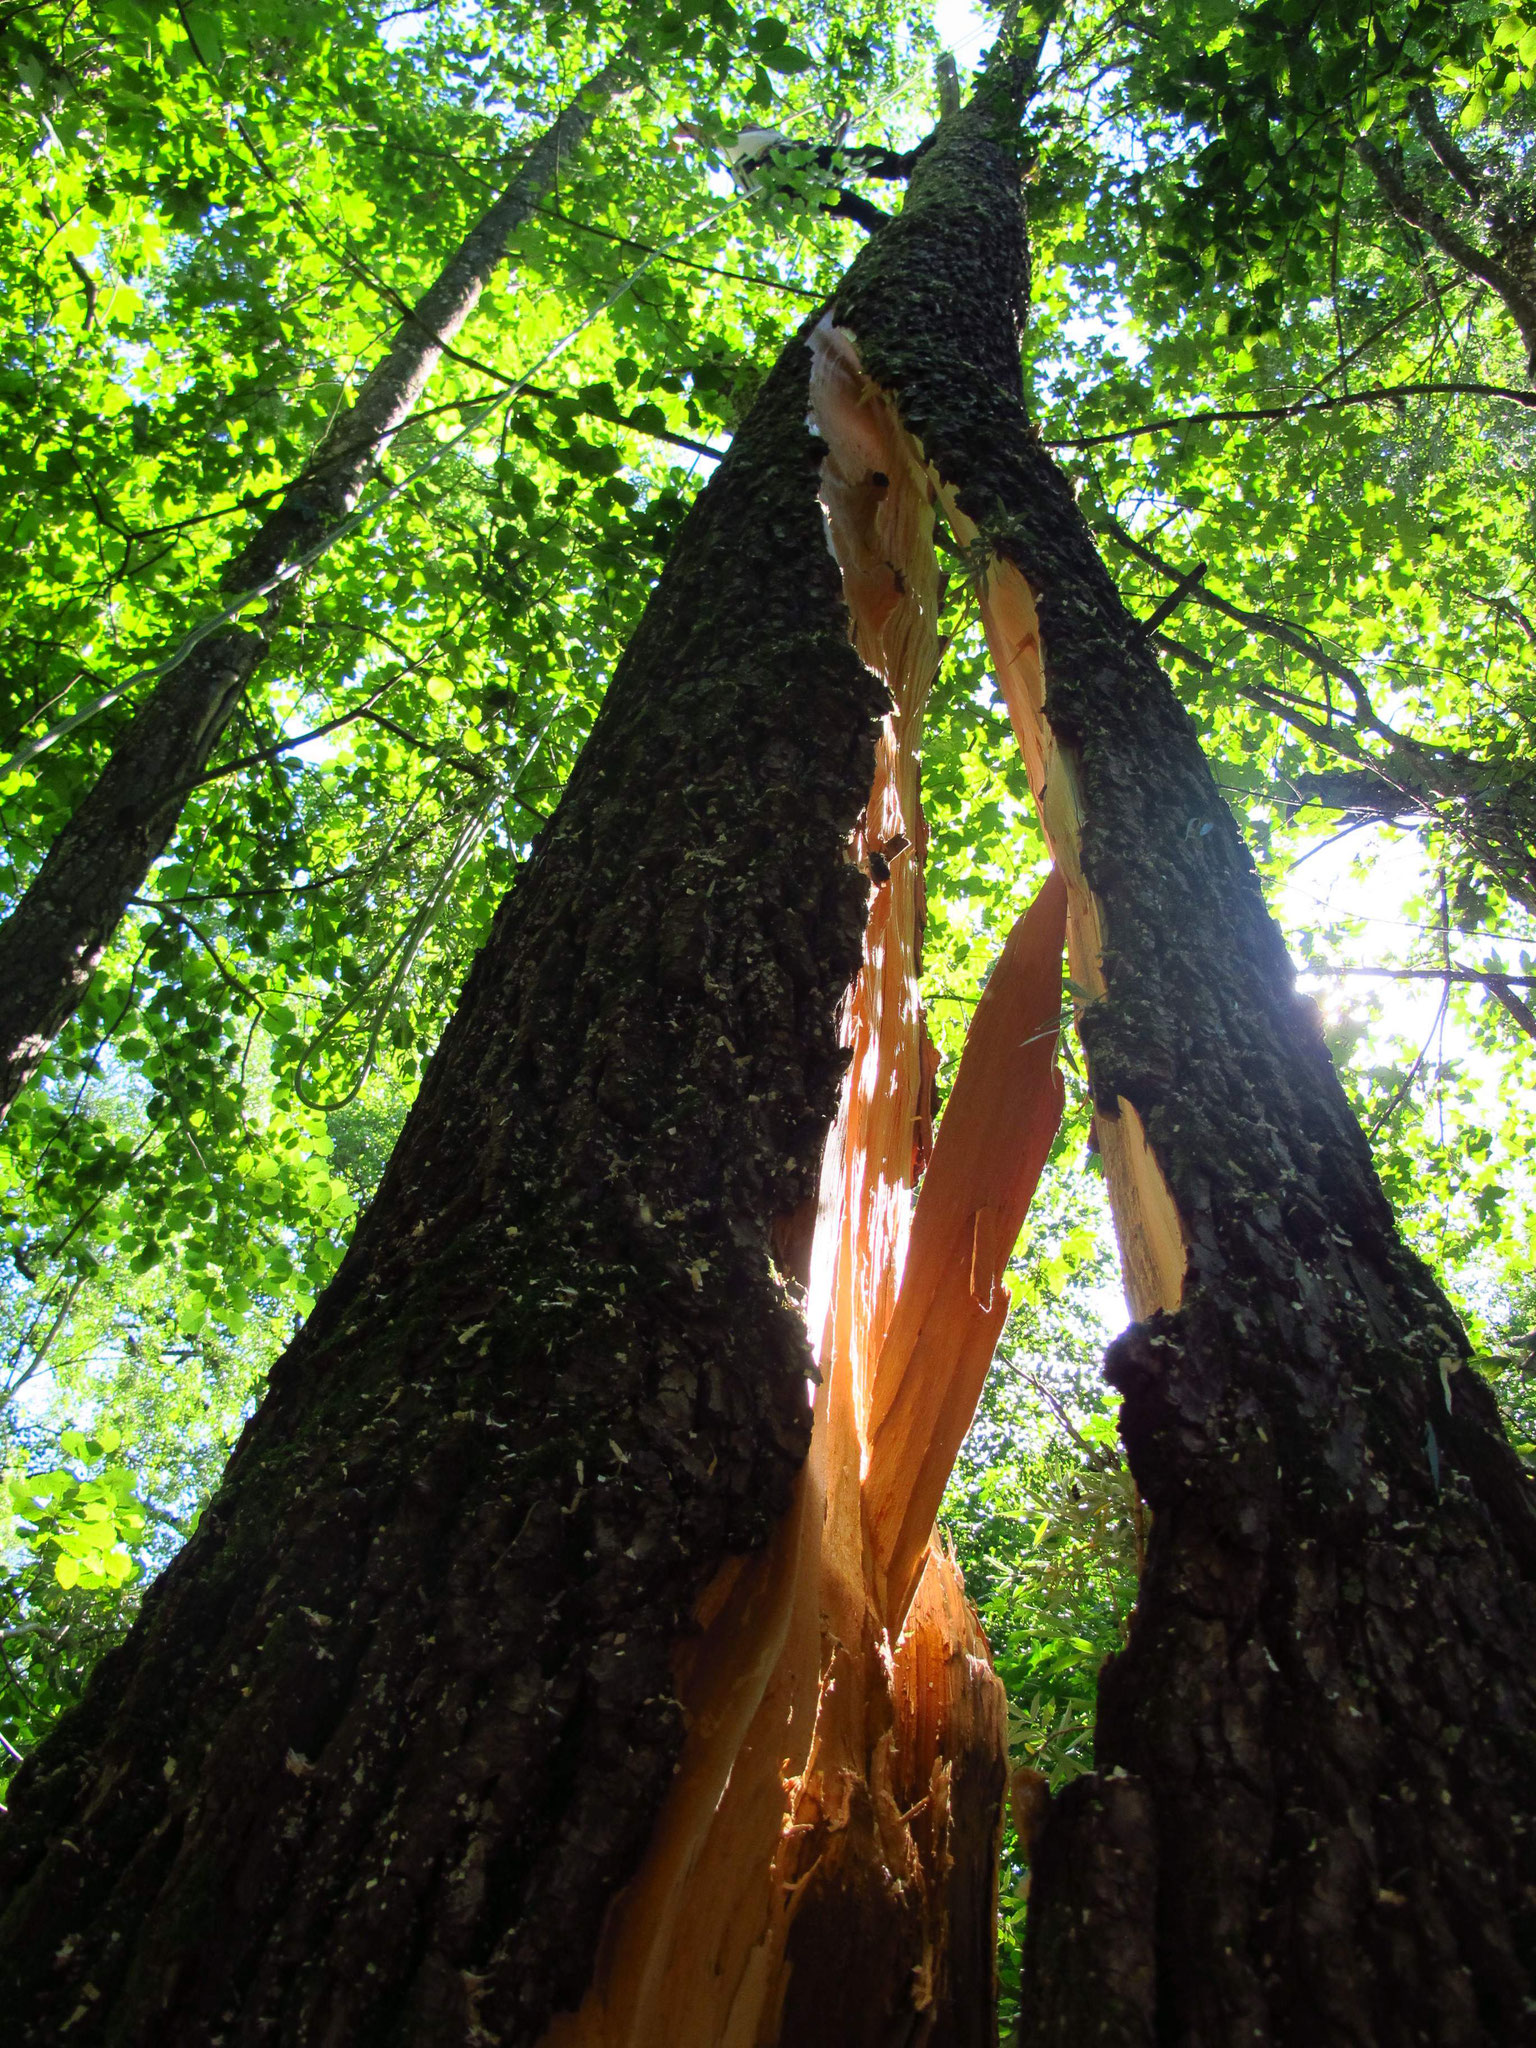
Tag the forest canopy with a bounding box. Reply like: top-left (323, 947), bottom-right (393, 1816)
top-left (2, 0), bottom-right (1535, 2018)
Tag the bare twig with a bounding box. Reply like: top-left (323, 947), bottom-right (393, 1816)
top-left (1050, 378), bottom-right (1536, 452)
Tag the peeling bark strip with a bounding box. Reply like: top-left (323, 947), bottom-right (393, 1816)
top-left (539, 298), bottom-right (1067, 2048)
top-left (0, 55), bottom-right (630, 1122)
top-left (0, 309), bottom-right (885, 2042)
top-left (822, 63), bottom-right (1536, 2048)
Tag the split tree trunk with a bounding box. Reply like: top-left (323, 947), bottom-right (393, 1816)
top-left (816, 56), bottom-right (1536, 2048)
top-left (0, 82), bottom-right (1064, 2031)
top-left (5, 44), bottom-right (1535, 2048)
top-left (0, 54), bottom-right (628, 1121)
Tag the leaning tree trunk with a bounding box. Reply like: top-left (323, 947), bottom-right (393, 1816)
top-left (814, 56), bottom-right (1536, 2048)
top-left (0, 53), bottom-right (629, 1122)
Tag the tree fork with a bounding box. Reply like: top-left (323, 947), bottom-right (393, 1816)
top-left (0, 55), bottom-right (1057, 2048)
top-left (0, 52), bottom-right (631, 1122)
top-left (5, 43), bottom-right (1535, 2048)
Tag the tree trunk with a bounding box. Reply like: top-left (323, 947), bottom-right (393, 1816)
top-left (816, 54), bottom-right (1536, 2048)
top-left (0, 55), bottom-right (628, 1121)
top-left (0, 261), bottom-right (889, 2037)
top-left (6, 44), bottom-right (1535, 2048)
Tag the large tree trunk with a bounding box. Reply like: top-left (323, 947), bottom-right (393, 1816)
top-left (0, 274), bottom-right (887, 2039)
top-left (0, 55), bottom-right (628, 1121)
top-left (816, 54), bottom-right (1536, 2048)
top-left (5, 43), bottom-right (1535, 2048)
top-left (0, 67), bottom-right (1064, 2025)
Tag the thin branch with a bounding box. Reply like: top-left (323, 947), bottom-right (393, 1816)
top-left (191, 680), bottom-right (402, 786)
top-left (37, 199), bottom-right (97, 328)
top-left (351, 707), bottom-right (495, 783)
top-left (534, 204), bottom-right (823, 298)
top-left (1486, 974), bottom-right (1536, 1042)
top-left (1284, 818), bottom-right (1381, 870)
top-left (1365, 981), bottom-right (1451, 1139)
top-left (1306, 963), bottom-right (1536, 985)
top-left (126, 899), bottom-right (263, 1003)
top-left (1356, 133), bottom-right (1536, 373)
top-left (1099, 504), bottom-right (1395, 738)
top-left (514, 382), bottom-right (721, 460)
top-left (1050, 379), bottom-right (1536, 451)
top-left (1141, 560), bottom-right (1207, 633)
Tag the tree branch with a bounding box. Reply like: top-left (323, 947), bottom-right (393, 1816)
top-left (1356, 133), bottom-right (1536, 374)
top-left (1050, 378), bottom-right (1536, 451)
top-left (1409, 88), bottom-right (1489, 204)
top-left (1098, 504), bottom-right (1396, 738)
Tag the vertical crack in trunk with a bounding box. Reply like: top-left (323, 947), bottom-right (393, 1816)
top-left (955, 536), bottom-right (1184, 1321)
top-left (822, 75), bottom-right (1536, 2047)
top-left (540, 323), bottom-right (1070, 2048)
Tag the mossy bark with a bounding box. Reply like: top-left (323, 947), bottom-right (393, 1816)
top-left (830, 67), bottom-right (1536, 2048)
top-left (0, 318), bottom-right (884, 2045)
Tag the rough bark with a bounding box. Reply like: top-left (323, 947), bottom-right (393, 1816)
top-left (536, 312), bottom-right (1042, 2048)
top-left (824, 66), bottom-right (1536, 2048)
top-left (7, 46), bottom-right (1536, 2048)
top-left (0, 302), bottom-right (886, 2042)
top-left (0, 56), bottom-right (627, 1120)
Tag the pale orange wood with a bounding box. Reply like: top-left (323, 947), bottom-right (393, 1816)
top-left (863, 868), bottom-right (1068, 1631)
top-left (944, 522), bottom-right (1186, 1319)
top-left (539, 324), bottom-right (1060, 2048)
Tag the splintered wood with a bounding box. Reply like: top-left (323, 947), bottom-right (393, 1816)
top-left (542, 324), bottom-right (1081, 2048)
top-left (938, 503), bottom-right (1185, 1319)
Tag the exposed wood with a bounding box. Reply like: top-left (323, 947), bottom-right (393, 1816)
top-left (541, 305), bottom-right (1067, 2048)
top-left (823, 61), bottom-right (1536, 2047)
top-left (951, 525), bottom-right (1185, 1321)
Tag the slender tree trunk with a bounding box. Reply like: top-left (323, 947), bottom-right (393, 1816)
top-left (0, 54), bottom-right (629, 1122)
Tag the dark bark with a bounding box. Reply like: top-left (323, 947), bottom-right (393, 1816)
top-left (0, 57), bottom-right (627, 1121)
top-left (6, 46), bottom-right (1536, 2048)
top-left (0, 282), bottom-right (890, 2038)
top-left (826, 70), bottom-right (1536, 2048)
